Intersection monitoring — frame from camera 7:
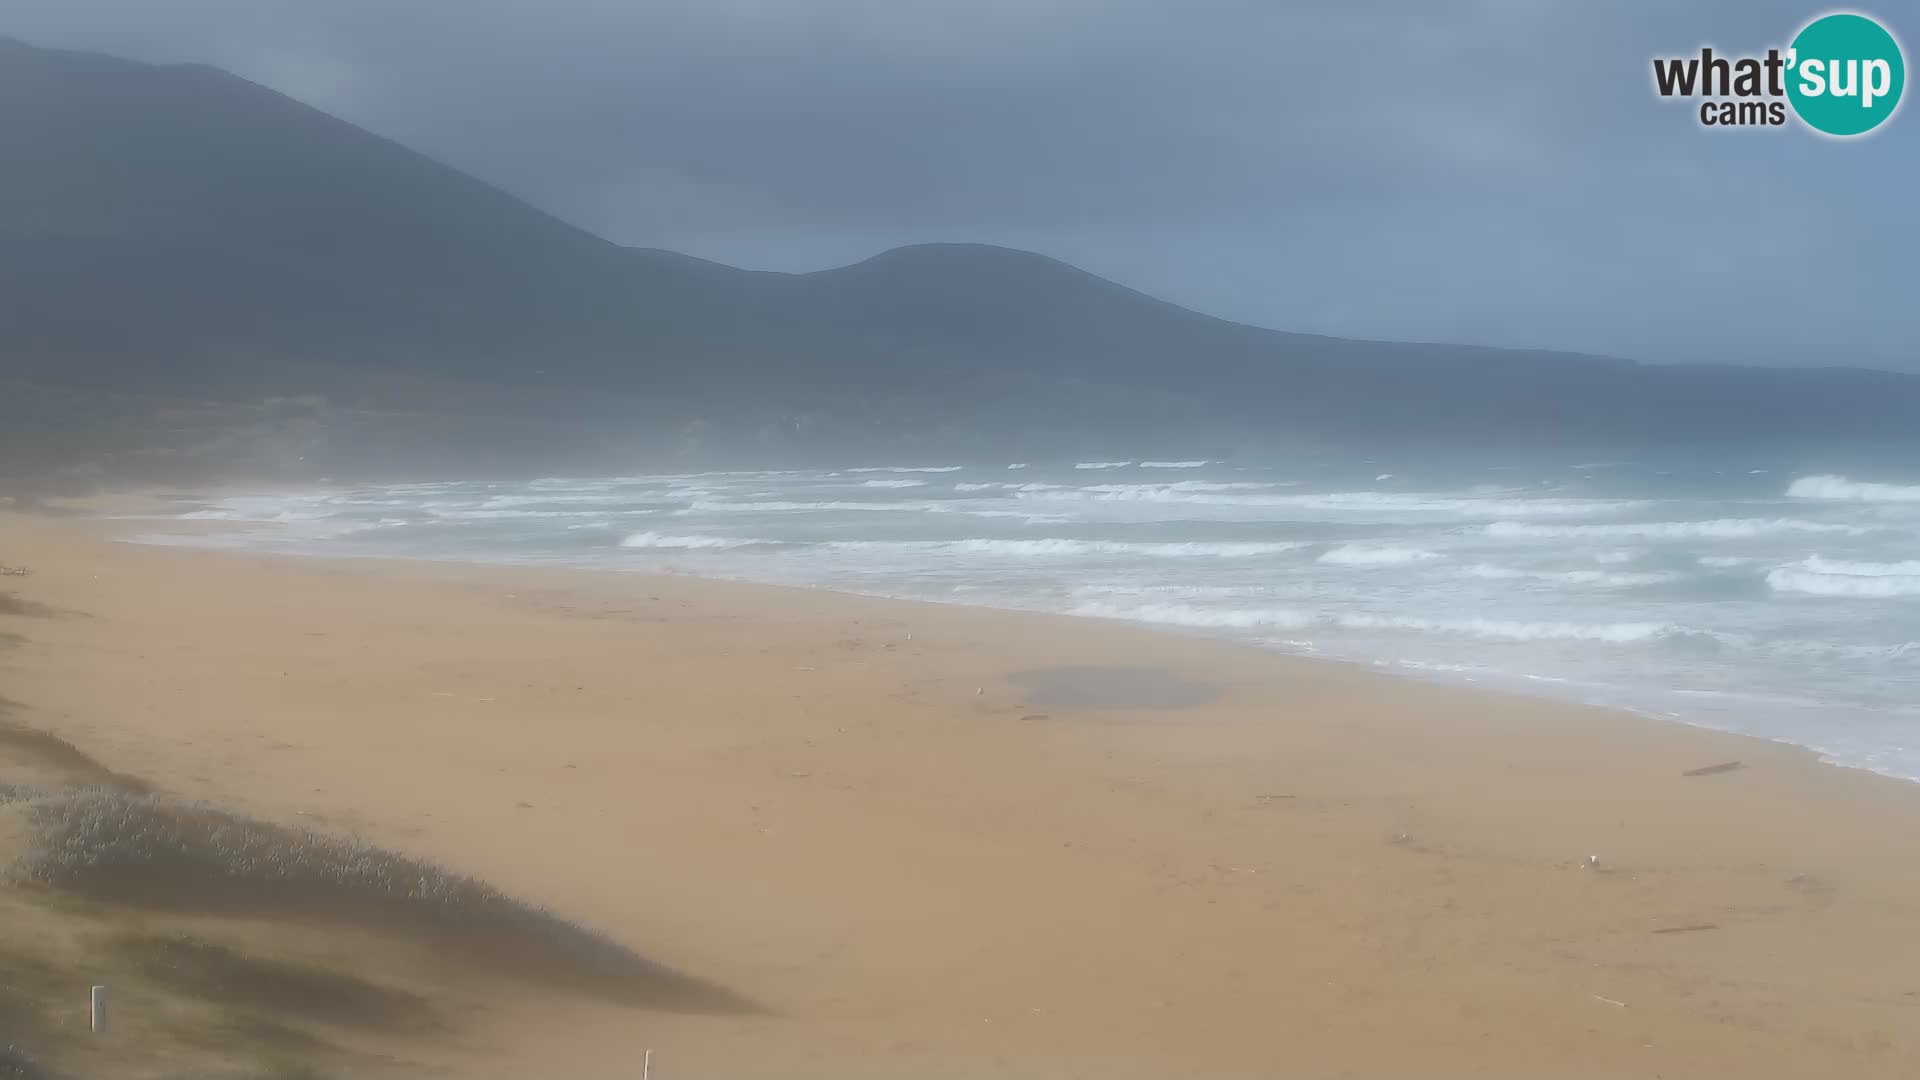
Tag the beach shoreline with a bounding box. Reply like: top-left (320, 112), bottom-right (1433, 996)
top-left (4, 504), bottom-right (1920, 1076)
top-left (104, 481), bottom-right (1920, 788)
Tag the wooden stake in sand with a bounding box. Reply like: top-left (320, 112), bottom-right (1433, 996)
top-left (89, 984), bottom-right (109, 1034)
top-left (643, 1048), bottom-right (653, 1080)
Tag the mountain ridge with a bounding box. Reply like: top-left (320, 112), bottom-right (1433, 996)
top-left (1, 35), bottom-right (1916, 483)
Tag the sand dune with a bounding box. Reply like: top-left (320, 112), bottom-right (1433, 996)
top-left (3, 505), bottom-right (1920, 1076)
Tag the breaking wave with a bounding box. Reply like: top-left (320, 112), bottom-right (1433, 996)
top-left (477, 493), bottom-right (650, 509)
top-left (1486, 518), bottom-right (1871, 540)
top-left (1799, 555), bottom-right (1920, 576)
top-left (686, 498), bottom-right (970, 514)
top-left (1767, 556), bottom-right (1920, 598)
top-left (1070, 601), bottom-right (1688, 644)
top-left (828, 538), bottom-right (1309, 558)
top-left (426, 507), bottom-right (638, 520)
top-left (1786, 475), bottom-right (1920, 503)
top-left (1022, 488), bottom-right (1635, 516)
top-left (1464, 564), bottom-right (1677, 587)
top-left (620, 532), bottom-right (773, 550)
top-left (149, 461), bottom-right (1920, 782)
top-left (1317, 545), bottom-right (1441, 566)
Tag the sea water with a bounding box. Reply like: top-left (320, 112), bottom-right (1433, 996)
top-left (151, 454), bottom-right (1920, 778)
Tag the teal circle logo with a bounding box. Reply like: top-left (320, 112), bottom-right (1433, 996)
top-left (1787, 12), bottom-right (1905, 136)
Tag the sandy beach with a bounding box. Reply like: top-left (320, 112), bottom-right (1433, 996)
top-left (4, 504), bottom-right (1920, 1077)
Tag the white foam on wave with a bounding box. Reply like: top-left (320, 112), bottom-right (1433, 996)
top-left (1317, 545), bottom-right (1441, 566)
top-left (1758, 638), bottom-right (1918, 660)
top-left (1800, 555), bottom-right (1920, 576)
top-left (1766, 556), bottom-right (1920, 598)
top-left (378, 481), bottom-right (462, 494)
top-left (181, 506), bottom-right (329, 524)
top-left (1139, 460), bottom-right (1211, 468)
top-left (427, 507), bottom-right (638, 521)
top-left (1006, 463), bottom-right (1029, 470)
top-left (478, 492), bottom-right (663, 509)
top-left (1698, 555), bottom-right (1763, 569)
top-left (315, 497), bottom-right (420, 509)
top-left (683, 498), bottom-right (942, 514)
top-left (1767, 571), bottom-right (1920, 598)
top-left (177, 492), bottom-right (362, 523)
top-left (1464, 564), bottom-right (1676, 588)
top-left (1074, 461), bottom-right (1134, 469)
top-left (1786, 474), bottom-right (1920, 503)
top-left (859, 479), bottom-right (928, 488)
top-left (845, 465), bottom-right (965, 474)
top-left (1080, 481), bottom-right (1274, 496)
top-left (636, 469), bottom-right (811, 481)
top-left (953, 482), bottom-right (1004, 492)
top-left (1071, 601), bottom-right (1684, 643)
top-left (1487, 518), bottom-right (1870, 540)
top-left (828, 538), bottom-right (1309, 559)
top-left (1070, 583), bottom-right (1264, 600)
top-left (1336, 614), bottom-right (1684, 644)
top-left (964, 509), bottom-right (1063, 520)
top-left (1071, 602), bottom-right (1313, 630)
top-left (681, 498), bottom-right (1050, 521)
top-left (619, 531), bottom-right (773, 550)
top-left (1020, 487), bottom-right (1635, 517)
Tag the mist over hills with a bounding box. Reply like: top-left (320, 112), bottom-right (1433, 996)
top-left (1, 34), bottom-right (1915, 484)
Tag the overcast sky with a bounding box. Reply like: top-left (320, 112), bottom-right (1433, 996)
top-left (10, 1), bottom-right (1916, 368)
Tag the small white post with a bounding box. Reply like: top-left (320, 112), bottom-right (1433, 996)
top-left (89, 984), bottom-right (109, 1034)
top-left (642, 1048), bottom-right (653, 1080)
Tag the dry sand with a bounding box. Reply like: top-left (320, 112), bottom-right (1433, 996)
top-left (3, 505), bottom-right (1920, 1077)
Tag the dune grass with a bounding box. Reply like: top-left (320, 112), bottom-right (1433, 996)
top-left (1, 983), bottom-right (48, 1080)
top-left (0, 707), bottom-right (750, 1076)
top-left (0, 718), bottom-right (148, 793)
top-left (0, 786), bottom-right (755, 1014)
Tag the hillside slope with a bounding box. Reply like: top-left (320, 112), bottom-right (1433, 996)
top-left (1, 36), bottom-right (1915, 480)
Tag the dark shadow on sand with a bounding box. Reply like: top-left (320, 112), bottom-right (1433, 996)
top-left (112, 933), bottom-right (442, 1035)
top-left (0, 595), bottom-right (53, 620)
